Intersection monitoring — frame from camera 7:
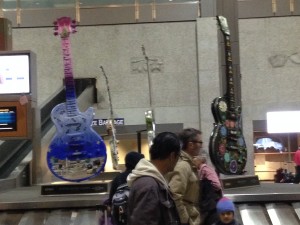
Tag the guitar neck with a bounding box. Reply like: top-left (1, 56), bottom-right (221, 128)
top-left (224, 35), bottom-right (236, 111)
top-left (61, 38), bottom-right (79, 117)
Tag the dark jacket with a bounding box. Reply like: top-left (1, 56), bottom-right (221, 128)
top-left (212, 219), bottom-right (242, 225)
top-left (127, 176), bottom-right (181, 225)
top-left (199, 178), bottom-right (223, 225)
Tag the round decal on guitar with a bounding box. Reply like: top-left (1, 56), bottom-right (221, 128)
top-left (218, 100), bottom-right (227, 112)
top-left (219, 144), bottom-right (226, 155)
top-left (238, 137), bottom-right (245, 146)
top-left (230, 160), bottom-right (238, 173)
top-left (220, 126), bottom-right (227, 136)
top-left (224, 152), bottom-right (230, 162)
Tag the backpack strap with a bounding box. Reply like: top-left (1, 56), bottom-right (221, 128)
top-left (116, 183), bottom-right (128, 191)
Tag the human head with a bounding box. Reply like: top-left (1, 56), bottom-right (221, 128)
top-left (178, 128), bottom-right (202, 157)
top-left (199, 153), bottom-right (207, 164)
top-left (125, 151), bottom-right (144, 170)
top-left (216, 197), bottom-right (235, 224)
top-left (192, 154), bottom-right (207, 167)
top-left (150, 132), bottom-right (181, 173)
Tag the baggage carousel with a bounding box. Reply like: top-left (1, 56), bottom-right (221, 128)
top-left (225, 182), bottom-right (300, 225)
top-left (1, 182), bottom-right (300, 225)
top-left (0, 185), bottom-right (107, 225)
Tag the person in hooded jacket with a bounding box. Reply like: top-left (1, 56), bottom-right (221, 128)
top-left (108, 151), bottom-right (145, 205)
top-left (101, 151), bottom-right (144, 225)
top-left (127, 132), bottom-right (181, 225)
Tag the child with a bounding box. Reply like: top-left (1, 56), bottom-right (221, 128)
top-left (213, 197), bottom-right (241, 225)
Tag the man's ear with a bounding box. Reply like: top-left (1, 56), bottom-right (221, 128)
top-left (169, 152), bottom-right (175, 160)
top-left (186, 141), bottom-right (193, 149)
top-left (169, 152), bottom-right (178, 162)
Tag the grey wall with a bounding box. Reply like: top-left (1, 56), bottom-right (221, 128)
top-left (13, 21), bottom-right (199, 128)
top-left (239, 16), bottom-right (300, 175)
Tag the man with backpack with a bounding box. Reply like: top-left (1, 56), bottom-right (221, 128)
top-left (109, 151), bottom-right (144, 225)
top-left (127, 132), bottom-right (181, 225)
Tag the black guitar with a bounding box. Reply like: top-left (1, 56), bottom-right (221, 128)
top-left (209, 16), bottom-right (247, 175)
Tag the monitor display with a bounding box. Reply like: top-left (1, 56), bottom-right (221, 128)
top-left (0, 53), bottom-right (31, 94)
top-left (0, 106), bottom-right (17, 132)
top-left (0, 101), bottom-right (29, 138)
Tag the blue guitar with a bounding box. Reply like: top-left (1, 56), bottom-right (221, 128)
top-left (47, 17), bottom-right (107, 182)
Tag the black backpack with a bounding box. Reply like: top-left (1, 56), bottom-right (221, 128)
top-left (112, 183), bottom-right (130, 225)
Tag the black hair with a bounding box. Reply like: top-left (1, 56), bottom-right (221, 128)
top-left (178, 128), bottom-right (202, 150)
top-left (125, 151), bottom-right (144, 170)
top-left (150, 132), bottom-right (181, 160)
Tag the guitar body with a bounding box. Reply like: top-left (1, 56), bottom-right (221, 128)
top-left (108, 121), bottom-right (119, 170)
top-left (209, 97), bottom-right (247, 174)
top-left (47, 17), bottom-right (106, 182)
top-left (145, 110), bottom-right (155, 147)
top-left (209, 16), bottom-right (247, 175)
top-left (48, 104), bottom-right (107, 182)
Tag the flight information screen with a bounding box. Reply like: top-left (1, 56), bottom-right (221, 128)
top-left (0, 106), bottom-right (17, 132)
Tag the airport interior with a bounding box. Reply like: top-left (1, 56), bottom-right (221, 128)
top-left (1, 0), bottom-right (300, 224)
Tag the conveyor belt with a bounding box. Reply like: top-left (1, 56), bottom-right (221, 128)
top-left (236, 203), bottom-right (300, 225)
top-left (0, 209), bottom-right (103, 225)
top-left (0, 185), bottom-right (108, 225)
top-left (1, 183), bottom-right (300, 224)
top-left (226, 183), bottom-right (300, 225)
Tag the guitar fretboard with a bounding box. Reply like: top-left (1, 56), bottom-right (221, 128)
top-left (61, 38), bottom-right (78, 117)
top-left (224, 35), bottom-right (236, 111)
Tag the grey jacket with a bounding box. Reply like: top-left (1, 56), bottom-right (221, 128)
top-left (127, 159), bottom-right (181, 225)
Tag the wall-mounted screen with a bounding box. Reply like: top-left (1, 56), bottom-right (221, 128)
top-left (0, 101), bottom-right (30, 138)
top-left (0, 106), bottom-right (17, 132)
top-left (267, 111), bottom-right (300, 133)
top-left (0, 51), bottom-right (32, 95)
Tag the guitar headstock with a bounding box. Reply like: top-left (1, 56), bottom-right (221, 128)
top-left (54, 17), bottom-right (77, 38)
top-left (216, 16), bottom-right (230, 36)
